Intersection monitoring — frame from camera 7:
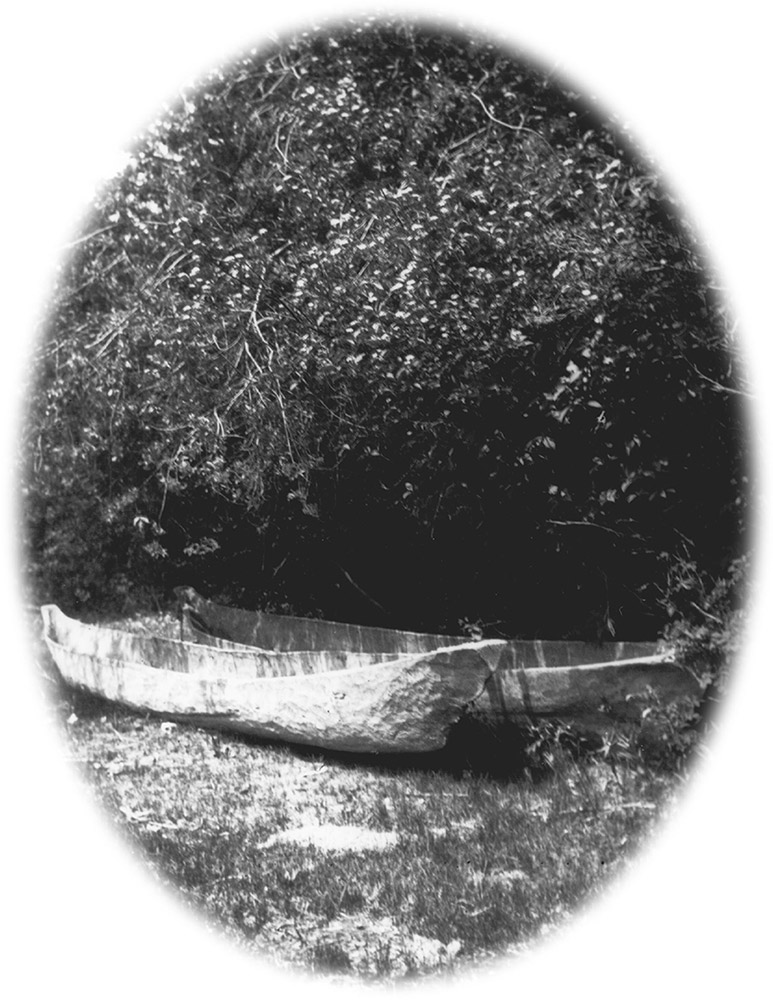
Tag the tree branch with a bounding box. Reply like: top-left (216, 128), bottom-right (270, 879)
top-left (546, 520), bottom-right (624, 538)
top-left (688, 361), bottom-right (755, 400)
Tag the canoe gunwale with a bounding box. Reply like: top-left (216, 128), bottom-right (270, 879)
top-left (174, 586), bottom-right (469, 645)
top-left (45, 602), bottom-right (677, 676)
top-left (42, 631), bottom-right (506, 687)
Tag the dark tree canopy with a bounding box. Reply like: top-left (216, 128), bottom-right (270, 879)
top-left (23, 20), bottom-right (748, 639)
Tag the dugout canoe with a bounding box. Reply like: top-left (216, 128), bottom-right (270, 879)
top-left (174, 586), bottom-right (471, 655)
top-left (177, 588), bottom-right (699, 732)
top-left (175, 586), bottom-right (660, 663)
top-left (40, 604), bottom-right (506, 753)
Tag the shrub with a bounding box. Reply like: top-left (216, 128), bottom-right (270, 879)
top-left (23, 20), bottom-right (746, 637)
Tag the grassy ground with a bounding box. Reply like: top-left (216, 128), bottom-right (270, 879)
top-left (33, 609), bottom-right (685, 981)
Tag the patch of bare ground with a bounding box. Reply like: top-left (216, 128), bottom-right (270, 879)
top-left (29, 609), bottom-right (683, 981)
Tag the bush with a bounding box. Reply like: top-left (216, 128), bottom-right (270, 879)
top-left (22, 20), bottom-right (746, 635)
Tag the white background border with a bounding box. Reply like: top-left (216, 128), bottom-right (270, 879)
top-left (2, 3), bottom-right (770, 997)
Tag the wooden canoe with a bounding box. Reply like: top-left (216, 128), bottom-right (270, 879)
top-left (41, 604), bottom-right (507, 753)
top-left (180, 592), bottom-right (700, 732)
top-left (176, 589), bottom-right (700, 731)
top-left (175, 586), bottom-right (661, 665)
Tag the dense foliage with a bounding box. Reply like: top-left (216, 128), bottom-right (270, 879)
top-left (23, 21), bottom-right (748, 638)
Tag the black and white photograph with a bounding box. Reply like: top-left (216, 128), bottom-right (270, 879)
top-left (3, 2), bottom-right (770, 996)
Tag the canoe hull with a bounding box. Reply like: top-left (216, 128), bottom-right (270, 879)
top-left (42, 606), bottom-right (505, 753)
top-left (470, 653), bottom-right (699, 729)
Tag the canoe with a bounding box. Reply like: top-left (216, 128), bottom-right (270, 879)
top-left (175, 589), bottom-right (699, 735)
top-left (41, 604), bottom-right (507, 753)
top-left (175, 586), bottom-right (661, 666)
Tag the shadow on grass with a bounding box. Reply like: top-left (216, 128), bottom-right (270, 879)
top-left (217, 713), bottom-right (563, 783)
top-left (269, 713), bottom-right (606, 783)
top-left (300, 714), bottom-right (538, 781)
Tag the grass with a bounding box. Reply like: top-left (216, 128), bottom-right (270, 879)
top-left (32, 608), bottom-right (687, 981)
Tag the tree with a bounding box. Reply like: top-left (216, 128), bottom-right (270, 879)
top-left (22, 20), bottom-right (748, 636)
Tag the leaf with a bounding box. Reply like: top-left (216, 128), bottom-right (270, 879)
top-left (551, 260), bottom-right (568, 278)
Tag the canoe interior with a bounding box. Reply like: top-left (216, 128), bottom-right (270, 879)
top-left (177, 587), bottom-right (662, 668)
top-left (175, 586), bottom-right (469, 655)
top-left (41, 605), bottom-right (404, 678)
